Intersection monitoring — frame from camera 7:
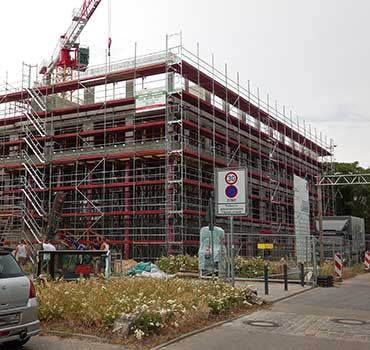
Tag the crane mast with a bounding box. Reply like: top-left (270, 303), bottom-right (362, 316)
top-left (40, 0), bottom-right (103, 80)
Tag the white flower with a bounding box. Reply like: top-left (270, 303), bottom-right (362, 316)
top-left (134, 329), bottom-right (145, 340)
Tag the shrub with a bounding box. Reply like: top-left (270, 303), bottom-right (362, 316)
top-left (157, 255), bottom-right (287, 278)
top-left (157, 255), bottom-right (198, 274)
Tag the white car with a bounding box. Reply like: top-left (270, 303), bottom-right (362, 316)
top-left (0, 248), bottom-right (40, 347)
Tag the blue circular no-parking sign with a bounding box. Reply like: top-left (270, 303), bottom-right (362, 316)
top-left (225, 185), bottom-right (238, 198)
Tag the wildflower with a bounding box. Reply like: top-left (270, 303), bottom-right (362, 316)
top-left (134, 329), bottom-right (145, 340)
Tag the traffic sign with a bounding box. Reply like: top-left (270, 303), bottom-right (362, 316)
top-left (225, 185), bottom-right (238, 198)
top-left (216, 168), bottom-right (248, 216)
top-left (225, 172), bottom-right (238, 185)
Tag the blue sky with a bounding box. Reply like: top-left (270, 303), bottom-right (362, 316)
top-left (1, 0), bottom-right (369, 167)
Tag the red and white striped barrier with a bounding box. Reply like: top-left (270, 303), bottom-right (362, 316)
top-left (334, 252), bottom-right (343, 279)
top-left (364, 251), bottom-right (370, 271)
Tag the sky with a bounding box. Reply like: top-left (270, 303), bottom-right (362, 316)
top-left (0, 0), bottom-right (369, 168)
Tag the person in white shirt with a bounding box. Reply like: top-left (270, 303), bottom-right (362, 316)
top-left (100, 238), bottom-right (109, 251)
top-left (100, 238), bottom-right (110, 274)
top-left (15, 240), bottom-right (29, 268)
top-left (42, 239), bottom-right (56, 252)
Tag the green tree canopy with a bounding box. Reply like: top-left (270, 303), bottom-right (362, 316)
top-left (333, 162), bottom-right (370, 232)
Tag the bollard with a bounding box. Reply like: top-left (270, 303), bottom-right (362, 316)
top-left (334, 252), bottom-right (343, 281)
top-left (364, 251), bottom-right (370, 271)
top-left (300, 263), bottom-right (305, 287)
top-left (283, 264), bottom-right (288, 291)
top-left (264, 264), bottom-right (269, 295)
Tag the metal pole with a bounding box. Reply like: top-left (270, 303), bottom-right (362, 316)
top-left (300, 263), bottom-right (305, 287)
top-left (317, 184), bottom-right (324, 266)
top-left (226, 219), bottom-right (231, 282)
top-left (230, 216), bottom-right (235, 287)
top-left (264, 264), bottom-right (269, 295)
top-left (209, 197), bottom-right (215, 278)
top-left (312, 237), bottom-right (318, 285)
top-left (283, 264), bottom-right (288, 291)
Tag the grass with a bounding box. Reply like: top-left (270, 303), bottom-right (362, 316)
top-left (36, 277), bottom-right (262, 344)
top-left (319, 261), bottom-right (366, 279)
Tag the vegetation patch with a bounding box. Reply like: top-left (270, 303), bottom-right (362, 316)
top-left (37, 278), bottom-right (264, 346)
top-left (158, 255), bottom-right (287, 278)
top-left (320, 261), bottom-right (366, 279)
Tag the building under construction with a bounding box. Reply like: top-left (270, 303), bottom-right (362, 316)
top-left (0, 40), bottom-right (335, 260)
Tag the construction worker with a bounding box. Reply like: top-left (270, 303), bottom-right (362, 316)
top-left (15, 240), bottom-right (29, 269)
top-left (42, 239), bottom-right (56, 252)
top-left (100, 238), bottom-right (110, 275)
top-left (91, 239), bottom-right (101, 276)
top-left (100, 237), bottom-right (109, 251)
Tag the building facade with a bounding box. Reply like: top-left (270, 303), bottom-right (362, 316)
top-left (0, 43), bottom-right (334, 259)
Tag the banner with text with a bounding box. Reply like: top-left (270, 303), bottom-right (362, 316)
top-left (294, 175), bottom-right (311, 262)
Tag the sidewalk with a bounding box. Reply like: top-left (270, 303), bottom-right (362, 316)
top-left (158, 274), bottom-right (370, 350)
top-left (235, 280), bottom-right (313, 302)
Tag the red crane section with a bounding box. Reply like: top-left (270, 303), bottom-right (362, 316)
top-left (41, 0), bottom-right (103, 78)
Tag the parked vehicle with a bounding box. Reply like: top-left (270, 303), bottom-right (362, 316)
top-left (0, 248), bottom-right (40, 347)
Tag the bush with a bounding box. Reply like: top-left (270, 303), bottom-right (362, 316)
top-left (158, 255), bottom-right (286, 278)
top-left (157, 255), bottom-right (198, 274)
top-left (320, 261), bottom-right (365, 279)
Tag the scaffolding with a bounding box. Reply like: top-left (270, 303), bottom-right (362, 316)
top-left (0, 34), bottom-right (335, 260)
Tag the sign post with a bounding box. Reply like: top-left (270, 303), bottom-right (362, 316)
top-left (216, 168), bottom-right (248, 287)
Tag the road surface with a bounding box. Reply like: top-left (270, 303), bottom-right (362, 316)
top-left (161, 273), bottom-right (370, 350)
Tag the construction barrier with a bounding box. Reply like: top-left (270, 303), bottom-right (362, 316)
top-left (334, 252), bottom-right (343, 279)
top-left (364, 251), bottom-right (370, 271)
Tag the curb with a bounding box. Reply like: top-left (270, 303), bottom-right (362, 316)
top-left (267, 286), bottom-right (316, 303)
top-left (150, 286), bottom-right (316, 350)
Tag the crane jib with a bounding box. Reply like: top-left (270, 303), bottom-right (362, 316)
top-left (42, 0), bottom-right (103, 76)
top-left (63, 0), bottom-right (103, 49)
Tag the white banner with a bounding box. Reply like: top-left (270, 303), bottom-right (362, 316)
top-left (135, 89), bottom-right (166, 112)
top-left (294, 175), bottom-right (311, 262)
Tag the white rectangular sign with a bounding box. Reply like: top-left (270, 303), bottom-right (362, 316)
top-left (216, 168), bottom-right (248, 216)
top-left (135, 89), bottom-right (166, 112)
top-left (294, 175), bottom-right (311, 263)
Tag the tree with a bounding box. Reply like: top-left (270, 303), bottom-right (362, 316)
top-left (333, 162), bottom-right (370, 232)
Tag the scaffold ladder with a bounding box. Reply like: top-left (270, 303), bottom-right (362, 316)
top-left (19, 63), bottom-right (47, 253)
top-left (165, 33), bottom-right (184, 256)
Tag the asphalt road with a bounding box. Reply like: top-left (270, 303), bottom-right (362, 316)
top-left (162, 273), bottom-right (370, 350)
top-left (3, 273), bottom-right (370, 350)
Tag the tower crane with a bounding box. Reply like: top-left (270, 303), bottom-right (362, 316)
top-left (40, 0), bottom-right (104, 81)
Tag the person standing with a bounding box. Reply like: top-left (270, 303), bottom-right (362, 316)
top-left (91, 239), bottom-right (101, 275)
top-left (99, 238), bottom-right (110, 276)
top-left (15, 240), bottom-right (29, 268)
top-left (42, 239), bottom-right (56, 251)
top-left (100, 238), bottom-right (109, 251)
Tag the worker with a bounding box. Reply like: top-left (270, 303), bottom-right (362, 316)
top-left (15, 240), bottom-right (29, 269)
top-left (42, 239), bottom-right (56, 252)
top-left (100, 237), bottom-right (109, 251)
top-left (99, 237), bottom-right (110, 275)
top-left (91, 239), bottom-right (101, 276)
